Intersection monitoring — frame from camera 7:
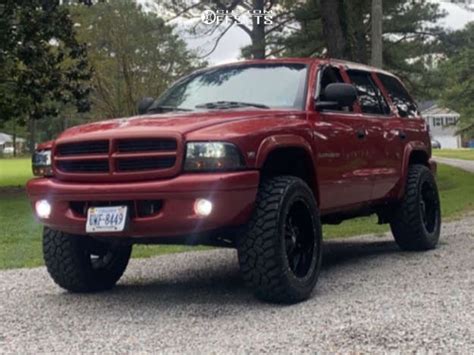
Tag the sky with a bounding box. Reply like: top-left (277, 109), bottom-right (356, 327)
top-left (143, 0), bottom-right (473, 65)
top-left (439, 0), bottom-right (474, 29)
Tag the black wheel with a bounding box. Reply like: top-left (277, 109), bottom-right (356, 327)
top-left (238, 176), bottom-right (322, 304)
top-left (43, 227), bottom-right (132, 292)
top-left (390, 164), bottom-right (441, 251)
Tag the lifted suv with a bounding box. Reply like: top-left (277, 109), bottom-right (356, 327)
top-left (27, 58), bottom-right (441, 303)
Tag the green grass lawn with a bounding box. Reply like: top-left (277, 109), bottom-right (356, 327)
top-left (0, 158), bottom-right (203, 268)
top-left (0, 192), bottom-right (202, 269)
top-left (433, 149), bottom-right (474, 161)
top-left (0, 162), bottom-right (473, 269)
top-left (0, 158), bottom-right (32, 187)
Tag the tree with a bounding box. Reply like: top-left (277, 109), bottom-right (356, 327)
top-left (0, 0), bottom-right (91, 151)
top-left (279, 0), bottom-right (445, 94)
top-left (370, 0), bottom-right (382, 68)
top-left (71, 0), bottom-right (203, 118)
top-left (435, 23), bottom-right (474, 136)
top-left (318, 0), bottom-right (346, 59)
top-left (162, 0), bottom-right (299, 59)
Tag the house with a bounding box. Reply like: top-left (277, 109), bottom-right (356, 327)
top-left (0, 132), bottom-right (26, 154)
top-left (419, 101), bottom-right (462, 149)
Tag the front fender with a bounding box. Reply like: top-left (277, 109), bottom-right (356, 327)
top-left (255, 134), bottom-right (315, 168)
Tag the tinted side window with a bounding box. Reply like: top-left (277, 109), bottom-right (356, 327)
top-left (317, 67), bottom-right (352, 112)
top-left (378, 74), bottom-right (419, 118)
top-left (347, 70), bottom-right (390, 115)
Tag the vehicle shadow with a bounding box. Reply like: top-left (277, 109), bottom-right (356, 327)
top-left (48, 237), bottom-right (405, 311)
top-left (321, 238), bottom-right (400, 269)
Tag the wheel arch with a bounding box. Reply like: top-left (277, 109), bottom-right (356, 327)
top-left (397, 143), bottom-right (432, 199)
top-left (256, 135), bottom-right (319, 204)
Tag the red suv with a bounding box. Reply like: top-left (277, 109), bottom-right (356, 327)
top-left (27, 58), bottom-right (441, 303)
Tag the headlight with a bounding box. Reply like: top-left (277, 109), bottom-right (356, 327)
top-left (32, 150), bottom-right (53, 176)
top-left (184, 142), bottom-right (245, 171)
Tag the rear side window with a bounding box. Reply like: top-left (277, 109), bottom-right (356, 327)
top-left (378, 74), bottom-right (419, 118)
top-left (347, 70), bottom-right (390, 115)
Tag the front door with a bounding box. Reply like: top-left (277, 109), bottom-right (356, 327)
top-left (311, 66), bottom-right (372, 212)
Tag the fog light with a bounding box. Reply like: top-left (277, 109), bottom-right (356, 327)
top-left (35, 200), bottom-right (51, 219)
top-left (194, 198), bottom-right (213, 217)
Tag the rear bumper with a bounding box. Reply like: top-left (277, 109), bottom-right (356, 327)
top-left (26, 171), bottom-right (259, 239)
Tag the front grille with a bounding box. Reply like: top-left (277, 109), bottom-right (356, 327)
top-left (57, 141), bottom-right (109, 156)
top-left (57, 160), bottom-right (109, 173)
top-left (54, 137), bottom-right (179, 179)
top-left (116, 157), bottom-right (176, 172)
top-left (117, 139), bottom-right (177, 152)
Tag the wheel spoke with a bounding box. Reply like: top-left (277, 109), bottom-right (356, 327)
top-left (292, 252), bottom-right (302, 272)
top-left (297, 251), bottom-right (306, 272)
top-left (420, 201), bottom-right (426, 219)
top-left (286, 238), bottom-right (296, 257)
top-left (282, 199), bottom-right (317, 278)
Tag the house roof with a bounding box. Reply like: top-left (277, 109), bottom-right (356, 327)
top-left (419, 102), bottom-right (460, 116)
top-left (0, 132), bottom-right (26, 144)
top-left (418, 100), bottom-right (436, 112)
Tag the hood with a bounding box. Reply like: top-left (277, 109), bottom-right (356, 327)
top-left (56, 109), bottom-right (297, 141)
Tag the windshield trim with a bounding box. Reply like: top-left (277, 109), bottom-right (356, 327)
top-left (156, 62), bottom-right (309, 111)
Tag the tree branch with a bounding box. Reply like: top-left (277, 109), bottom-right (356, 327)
top-left (199, 22), bottom-right (234, 58)
top-left (165, 2), bottom-right (202, 23)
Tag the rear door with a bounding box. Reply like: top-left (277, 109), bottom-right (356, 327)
top-left (346, 70), bottom-right (398, 201)
top-left (375, 73), bottom-right (425, 199)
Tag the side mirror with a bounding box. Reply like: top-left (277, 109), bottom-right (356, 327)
top-left (315, 83), bottom-right (357, 110)
top-left (137, 97), bottom-right (155, 115)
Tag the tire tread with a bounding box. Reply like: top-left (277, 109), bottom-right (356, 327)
top-left (43, 228), bottom-right (131, 292)
top-left (390, 164), bottom-right (441, 251)
top-left (238, 176), bottom-right (321, 303)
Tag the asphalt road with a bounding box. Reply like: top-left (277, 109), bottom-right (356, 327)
top-left (434, 156), bottom-right (474, 173)
top-left (1, 216), bottom-right (473, 353)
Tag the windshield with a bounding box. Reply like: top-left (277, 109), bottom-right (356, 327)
top-left (156, 63), bottom-right (308, 111)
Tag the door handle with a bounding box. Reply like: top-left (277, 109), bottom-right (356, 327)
top-left (398, 130), bottom-right (407, 139)
top-left (356, 129), bottom-right (366, 139)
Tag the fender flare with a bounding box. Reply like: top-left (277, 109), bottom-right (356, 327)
top-left (255, 134), bottom-right (320, 203)
top-left (397, 142), bottom-right (431, 198)
top-left (256, 134), bottom-right (315, 168)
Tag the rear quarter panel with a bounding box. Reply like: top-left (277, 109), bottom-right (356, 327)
top-left (395, 117), bottom-right (432, 199)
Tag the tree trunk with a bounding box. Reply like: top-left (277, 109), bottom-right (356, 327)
top-left (12, 122), bottom-right (17, 157)
top-left (320, 0), bottom-right (347, 59)
top-left (345, 0), bottom-right (368, 64)
top-left (370, 0), bottom-right (383, 68)
top-left (28, 118), bottom-right (36, 154)
top-left (251, 0), bottom-right (266, 59)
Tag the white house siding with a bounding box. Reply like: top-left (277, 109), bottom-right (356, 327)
top-left (436, 136), bottom-right (462, 149)
top-left (421, 104), bottom-right (462, 149)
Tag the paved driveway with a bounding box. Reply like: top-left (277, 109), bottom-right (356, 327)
top-left (434, 156), bottom-right (474, 173)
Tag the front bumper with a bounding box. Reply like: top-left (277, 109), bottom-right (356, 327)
top-left (26, 171), bottom-right (259, 239)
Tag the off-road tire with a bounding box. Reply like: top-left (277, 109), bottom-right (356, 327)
top-left (238, 176), bottom-right (322, 304)
top-left (390, 164), bottom-right (441, 251)
top-left (43, 227), bottom-right (132, 292)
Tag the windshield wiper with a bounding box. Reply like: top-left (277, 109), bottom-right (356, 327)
top-left (195, 101), bottom-right (270, 110)
top-left (147, 105), bottom-right (192, 113)
top-left (138, 97), bottom-right (192, 115)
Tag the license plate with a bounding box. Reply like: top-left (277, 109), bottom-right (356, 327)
top-left (86, 206), bottom-right (128, 233)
